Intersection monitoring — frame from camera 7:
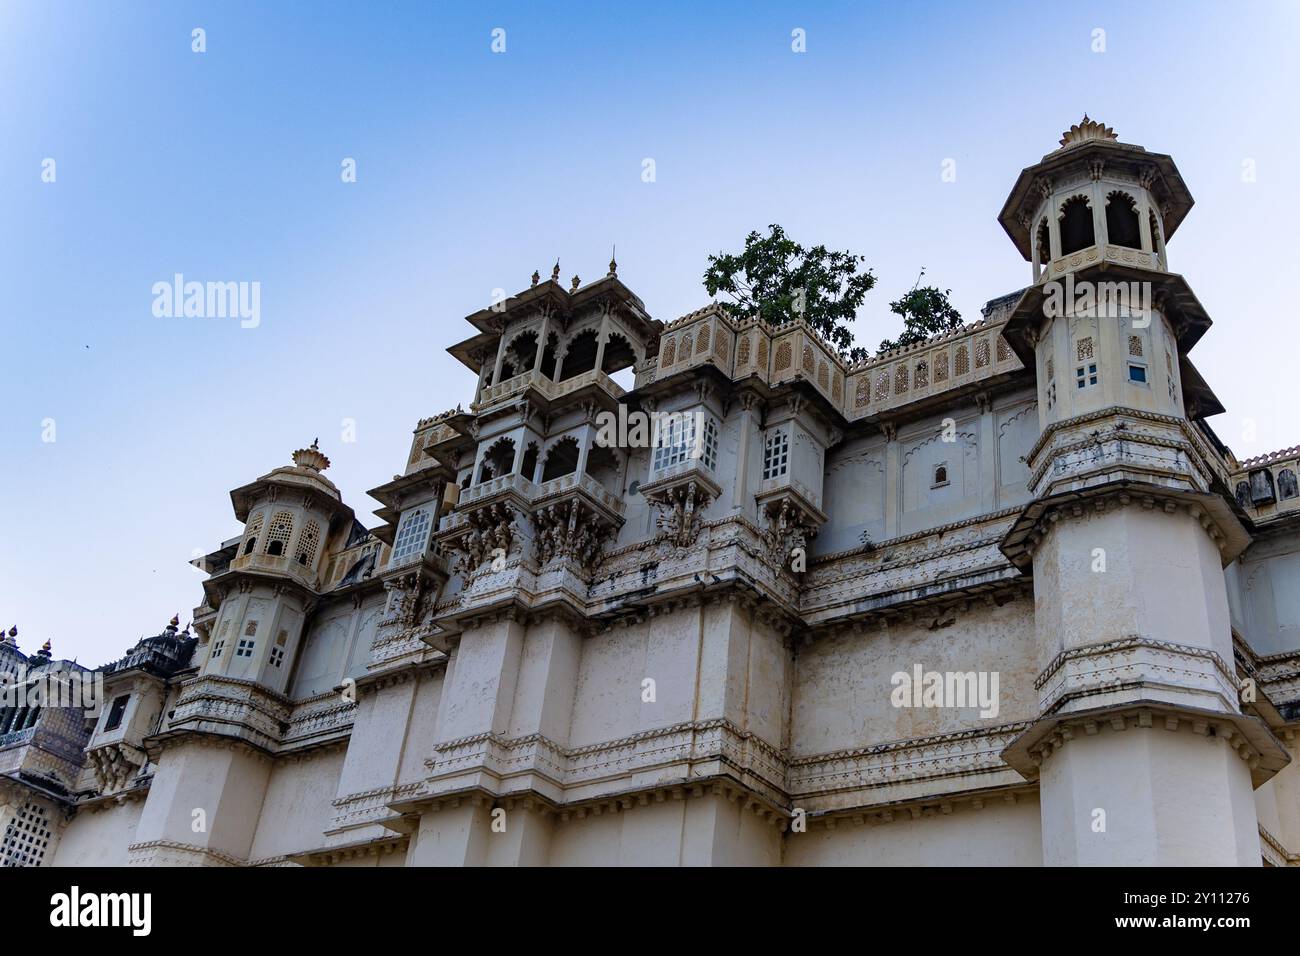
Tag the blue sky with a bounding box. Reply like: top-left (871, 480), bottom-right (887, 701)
top-left (2, 0), bottom-right (1298, 663)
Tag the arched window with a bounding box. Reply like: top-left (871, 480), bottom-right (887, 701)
top-left (540, 436), bottom-right (580, 482)
top-left (521, 442), bottom-right (540, 482)
top-left (1059, 196), bottom-right (1095, 255)
top-left (242, 512), bottom-right (264, 556)
top-left (586, 443), bottom-right (621, 492)
top-left (601, 333), bottom-right (636, 375)
top-left (295, 520), bottom-right (321, 567)
top-left (1105, 191), bottom-right (1141, 249)
top-left (1279, 468), bottom-right (1299, 501)
top-left (558, 329), bottom-right (599, 381)
top-left (540, 332), bottom-right (559, 379)
top-left (932, 463), bottom-right (949, 487)
top-left (1234, 482), bottom-right (1251, 510)
top-left (477, 437), bottom-right (516, 483)
top-left (506, 330), bottom-right (539, 372)
top-left (264, 511), bottom-right (294, 557)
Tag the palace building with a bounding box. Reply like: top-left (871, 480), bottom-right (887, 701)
top-left (5, 118), bottom-right (1300, 866)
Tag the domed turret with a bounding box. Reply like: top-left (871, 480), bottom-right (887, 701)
top-left (201, 442), bottom-right (355, 693)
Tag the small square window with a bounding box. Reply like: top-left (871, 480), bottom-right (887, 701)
top-left (1128, 363), bottom-right (1147, 384)
top-left (236, 639), bottom-right (255, 658)
top-left (931, 463), bottom-right (949, 488)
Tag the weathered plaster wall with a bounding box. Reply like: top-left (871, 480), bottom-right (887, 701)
top-left (790, 598), bottom-right (1037, 757)
top-left (248, 746), bottom-right (346, 861)
top-left (784, 793), bottom-right (1042, 866)
top-left (51, 799), bottom-right (142, 866)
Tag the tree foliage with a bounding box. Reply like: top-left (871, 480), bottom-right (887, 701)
top-left (703, 224), bottom-right (877, 363)
top-left (877, 270), bottom-right (964, 353)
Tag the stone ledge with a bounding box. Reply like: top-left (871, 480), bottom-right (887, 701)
top-left (1002, 699), bottom-right (1291, 788)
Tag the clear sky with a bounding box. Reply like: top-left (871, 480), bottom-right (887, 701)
top-left (3, 0), bottom-right (1299, 664)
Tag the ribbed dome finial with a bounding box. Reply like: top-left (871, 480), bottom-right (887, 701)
top-left (1059, 115), bottom-right (1118, 149)
top-left (292, 440), bottom-right (330, 472)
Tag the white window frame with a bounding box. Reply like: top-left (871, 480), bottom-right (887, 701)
top-left (762, 428), bottom-right (790, 481)
top-left (652, 411), bottom-right (712, 474)
top-left (390, 506), bottom-right (433, 566)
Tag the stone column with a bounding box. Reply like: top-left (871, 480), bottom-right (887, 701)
top-left (883, 424), bottom-right (900, 539)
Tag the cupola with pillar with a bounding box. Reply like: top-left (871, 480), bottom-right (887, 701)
top-left (1000, 116), bottom-right (1218, 437)
top-left (996, 120), bottom-right (1285, 866)
top-left (196, 441), bottom-right (355, 695)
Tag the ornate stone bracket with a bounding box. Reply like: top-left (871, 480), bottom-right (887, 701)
top-left (759, 498), bottom-right (819, 573)
top-left (441, 502), bottom-right (519, 578)
top-left (532, 499), bottom-right (616, 574)
top-left (381, 571), bottom-right (427, 628)
top-left (88, 741), bottom-right (147, 794)
top-left (645, 480), bottom-right (715, 550)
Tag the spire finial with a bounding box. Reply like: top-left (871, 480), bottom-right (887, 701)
top-left (608, 245), bottom-right (617, 277)
top-left (292, 441), bottom-right (331, 472)
top-left (551, 260), bottom-right (561, 283)
top-left (531, 269), bottom-right (540, 287)
top-left (570, 275), bottom-right (581, 292)
top-left (37, 639), bottom-right (51, 658)
top-left (1059, 115), bottom-right (1117, 149)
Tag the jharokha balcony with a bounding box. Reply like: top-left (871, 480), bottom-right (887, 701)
top-left (434, 435), bottom-right (626, 579)
top-left (229, 550), bottom-right (320, 592)
top-left (472, 366), bottom-right (627, 413)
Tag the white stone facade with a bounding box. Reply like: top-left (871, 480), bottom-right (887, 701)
top-left (5, 119), bottom-right (1300, 866)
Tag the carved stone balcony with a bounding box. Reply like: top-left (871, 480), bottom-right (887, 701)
top-left (530, 472), bottom-right (626, 573)
top-left (229, 551), bottom-right (319, 592)
top-left (473, 368), bottom-right (626, 415)
top-left (156, 675), bottom-right (292, 753)
top-left (639, 462), bottom-right (722, 550)
top-left (437, 469), bottom-right (627, 578)
top-left (533, 471), bottom-right (625, 518)
top-left (457, 472), bottom-right (538, 509)
top-left (1038, 242), bottom-right (1161, 284)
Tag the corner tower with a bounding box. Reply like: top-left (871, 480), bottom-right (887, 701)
top-left (128, 442), bottom-right (354, 867)
top-left (998, 119), bottom-right (1287, 866)
top-left (199, 440), bottom-right (352, 695)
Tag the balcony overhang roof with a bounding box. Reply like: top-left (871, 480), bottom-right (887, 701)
top-left (1001, 264), bottom-right (1213, 368)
